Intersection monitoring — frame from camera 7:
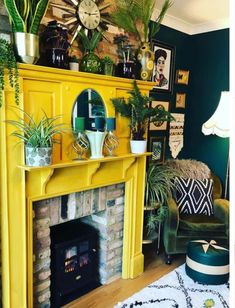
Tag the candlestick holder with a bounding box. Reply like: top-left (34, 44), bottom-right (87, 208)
top-left (72, 131), bottom-right (89, 160)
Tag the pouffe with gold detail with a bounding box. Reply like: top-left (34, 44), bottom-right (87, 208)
top-left (186, 240), bottom-right (229, 285)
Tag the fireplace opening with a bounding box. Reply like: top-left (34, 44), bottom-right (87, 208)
top-left (50, 220), bottom-right (101, 307)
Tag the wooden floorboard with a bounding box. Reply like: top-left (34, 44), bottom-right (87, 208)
top-left (64, 246), bottom-right (185, 308)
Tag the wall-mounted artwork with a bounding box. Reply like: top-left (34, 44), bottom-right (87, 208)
top-left (175, 69), bottom-right (190, 85)
top-left (149, 101), bottom-right (170, 131)
top-left (150, 136), bottom-right (166, 164)
top-left (176, 93), bottom-right (186, 108)
top-left (151, 41), bottom-right (175, 93)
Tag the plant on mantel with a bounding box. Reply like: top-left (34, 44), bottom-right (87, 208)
top-left (0, 38), bottom-right (19, 107)
top-left (111, 80), bottom-right (173, 153)
top-left (6, 108), bottom-right (65, 166)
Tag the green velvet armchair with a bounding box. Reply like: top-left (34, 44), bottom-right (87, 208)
top-left (163, 168), bottom-right (229, 264)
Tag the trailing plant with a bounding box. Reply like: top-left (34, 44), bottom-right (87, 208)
top-left (111, 80), bottom-right (173, 140)
top-left (77, 30), bottom-right (103, 53)
top-left (4, 0), bottom-right (49, 34)
top-left (145, 163), bottom-right (180, 233)
top-left (6, 107), bottom-right (65, 148)
top-left (110, 0), bottom-right (172, 44)
top-left (0, 38), bottom-right (19, 107)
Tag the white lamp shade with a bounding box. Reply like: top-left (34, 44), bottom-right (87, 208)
top-left (202, 91), bottom-right (230, 138)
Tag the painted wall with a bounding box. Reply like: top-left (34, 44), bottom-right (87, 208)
top-left (150, 25), bottom-right (229, 191)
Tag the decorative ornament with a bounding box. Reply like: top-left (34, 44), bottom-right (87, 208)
top-left (72, 131), bottom-right (90, 160)
top-left (169, 113), bottom-right (185, 158)
top-left (192, 240), bottom-right (229, 254)
top-left (50, 0), bottom-right (112, 44)
top-left (204, 299), bottom-right (215, 308)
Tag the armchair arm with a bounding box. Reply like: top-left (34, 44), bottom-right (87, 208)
top-left (213, 198), bottom-right (229, 236)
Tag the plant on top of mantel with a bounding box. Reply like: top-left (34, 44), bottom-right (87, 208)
top-left (110, 0), bottom-right (172, 81)
top-left (111, 80), bottom-right (174, 153)
top-left (3, 0), bottom-right (49, 64)
top-left (0, 38), bottom-right (19, 107)
top-left (78, 30), bottom-right (103, 74)
top-left (6, 108), bottom-right (65, 166)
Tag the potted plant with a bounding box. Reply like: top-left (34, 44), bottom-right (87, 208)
top-left (0, 38), bottom-right (19, 107)
top-left (111, 80), bottom-right (173, 153)
top-left (110, 0), bottom-right (172, 80)
top-left (69, 55), bottom-right (79, 71)
top-left (78, 30), bottom-right (102, 74)
top-left (6, 108), bottom-right (65, 166)
top-left (144, 163), bottom-right (179, 234)
top-left (3, 0), bottom-right (49, 64)
top-left (101, 56), bottom-right (114, 76)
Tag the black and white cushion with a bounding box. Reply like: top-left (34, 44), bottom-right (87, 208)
top-left (175, 177), bottom-right (214, 216)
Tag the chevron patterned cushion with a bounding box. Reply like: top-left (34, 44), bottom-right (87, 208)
top-left (175, 177), bottom-right (214, 216)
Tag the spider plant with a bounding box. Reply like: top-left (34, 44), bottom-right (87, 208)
top-left (145, 163), bottom-right (179, 233)
top-left (4, 0), bottom-right (49, 34)
top-left (6, 107), bottom-right (65, 149)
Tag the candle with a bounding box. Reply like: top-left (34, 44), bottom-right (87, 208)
top-left (106, 117), bottom-right (116, 131)
top-left (95, 117), bottom-right (105, 131)
top-left (75, 117), bottom-right (85, 131)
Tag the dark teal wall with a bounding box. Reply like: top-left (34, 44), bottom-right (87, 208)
top-left (150, 25), bottom-right (229, 190)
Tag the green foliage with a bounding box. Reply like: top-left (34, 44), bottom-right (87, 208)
top-left (77, 30), bottom-right (103, 53)
top-left (101, 56), bottom-right (114, 65)
top-left (0, 38), bottom-right (19, 107)
top-left (145, 163), bottom-right (180, 233)
top-left (4, 0), bottom-right (49, 34)
top-left (69, 55), bottom-right (79, 63)
top-left (6, 107), bottom-right (65, 148)
top-left (111, 80), bottom-right (173, 140)
top-left (110, 0), bottom-right (172, 43)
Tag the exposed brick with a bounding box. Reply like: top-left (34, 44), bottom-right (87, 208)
top-left (34, 204), bottom-right (49, 219)
top-left (36, 248), bottom-right (51, 260)
top-left (34, 279), bottom-right (50, 293)
top-left (33, 258), bottom-right (51, 273)
top-left (36, 228), bottom-right (50, 239)
top-left (34, 218), bottom-right (50, 230)
top-left (36, 290), bottom-right (50, 304)
top-left (49, 197), bottom-right (61, 226)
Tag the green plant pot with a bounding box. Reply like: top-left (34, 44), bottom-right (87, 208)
top-left (103, 63), bottom-right (114, 76)
top-left (80, 52), bottom-right (102, 74)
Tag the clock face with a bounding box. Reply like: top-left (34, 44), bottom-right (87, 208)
top-left (78, 0), bottom-right (101, 30)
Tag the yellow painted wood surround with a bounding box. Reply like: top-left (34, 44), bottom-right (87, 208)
top-left (0, 64), bottom-right (154, 308)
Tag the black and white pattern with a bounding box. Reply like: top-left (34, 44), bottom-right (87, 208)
top-left (174, 177), bottom-right (214, 216)
top-left (114, 264), bottom-right (229, 308)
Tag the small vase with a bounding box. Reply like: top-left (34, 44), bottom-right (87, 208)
top-left (130, 140), bottom-right (147, 154)
top-left (80, 52), bottom-right (102, 74)
top-left (103, 63), bottom-right (114, 76)
top-left (13, 32), bottom-right (39, 64)
top-left (45, 48), bottom-right (69, 69)
top-left (137, 42), bottom-right (154, 81)
top-left (25, 146), bottom-right (52, 166)
top-left (85, 130), bottom-right (106, 159)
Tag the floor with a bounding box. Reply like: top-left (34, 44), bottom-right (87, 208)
top-left (64, 245), bottom-right (185, 308)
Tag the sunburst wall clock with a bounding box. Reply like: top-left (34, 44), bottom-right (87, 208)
top-left (50, 0), bottom-right (112, 44)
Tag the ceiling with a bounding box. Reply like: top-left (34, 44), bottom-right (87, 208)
top-left (153, 0), bottom-right (229, 35)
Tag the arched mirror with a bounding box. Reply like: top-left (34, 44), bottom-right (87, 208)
top-left (72, 89), bottom-right (106, 131)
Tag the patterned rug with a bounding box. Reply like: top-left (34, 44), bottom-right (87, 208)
top-left (114, 264), bottom-right (229, 308)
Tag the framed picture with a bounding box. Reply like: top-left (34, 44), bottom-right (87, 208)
top-left (175, 69), bottom-right (190, 85)
top-left (176, 93), bottom-right (186, 108)
top-left (151, 40), bottom-right (175, 93)
top-left (149, 101), bottom-right (169, 131)
top-left (150, 136), bottom-right (166, 164)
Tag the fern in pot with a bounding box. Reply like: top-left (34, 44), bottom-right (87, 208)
top-left (145, 163), bottom-right (179, 236)
top-left (6, 108), bottom-right (65, 166)
top-left (111, 80), bottom-right (173, 153)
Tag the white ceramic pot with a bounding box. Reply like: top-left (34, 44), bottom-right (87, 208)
top-left (130, 140), bottom-right (147, 154)
top-left (69, 62), bottom-right (79, 71)
top-left (25, 146), bottom-right (52, 166)
top-left (86, 130), bottom-right (106, 159)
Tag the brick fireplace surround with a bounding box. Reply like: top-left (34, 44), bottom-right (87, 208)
top-left (0, 64), bottom-right (153, 307)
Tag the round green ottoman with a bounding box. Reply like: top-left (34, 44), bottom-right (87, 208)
top-left (186, 240), bottom-right (229, 285)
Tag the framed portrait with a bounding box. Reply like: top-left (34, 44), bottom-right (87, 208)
top-left (149, 136), bottom-right (166, 164)
top-left (151, 40), bottom-right (175, 93)
top-left (149, 100), bottom-right (169, 131)
top-left (175, 69), bottom-right (190, 85)
top-left (176, 93), bottom-right (186, 108)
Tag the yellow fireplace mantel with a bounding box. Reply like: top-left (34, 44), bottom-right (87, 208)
top-left (0, 64), bottom-right (155, 308)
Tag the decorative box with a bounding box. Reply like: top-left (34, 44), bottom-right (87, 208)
top-left (186, 240), bottom-right (229, 285)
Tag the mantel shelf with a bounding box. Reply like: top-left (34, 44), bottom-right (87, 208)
top-left (18, 152), bottom-right (151, 172)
